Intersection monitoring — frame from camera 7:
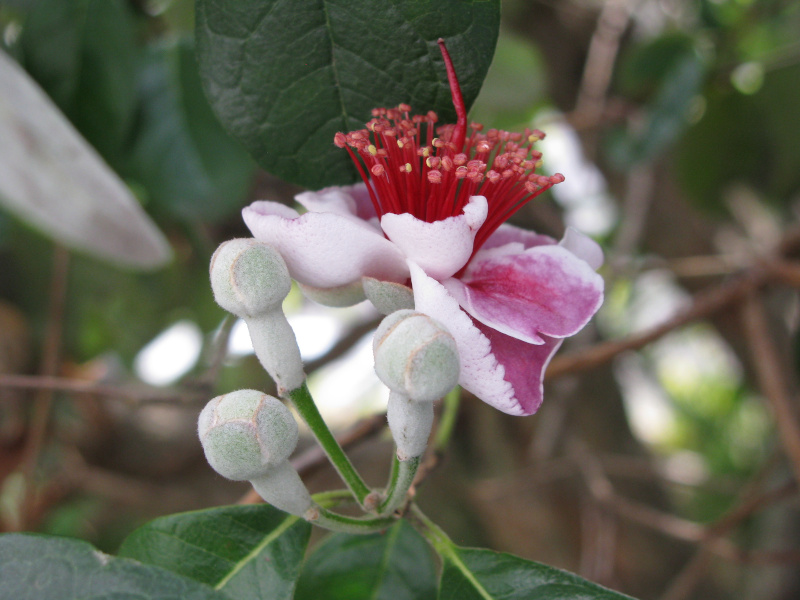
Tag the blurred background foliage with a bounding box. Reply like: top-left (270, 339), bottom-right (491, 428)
top-left (1, 1), bottom-right (800, 599)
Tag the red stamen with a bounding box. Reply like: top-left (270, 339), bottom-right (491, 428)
top-left (332, 45), bottom-right (564, 269)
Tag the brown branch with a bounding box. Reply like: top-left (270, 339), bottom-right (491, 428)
top-left (740, 292), bottom-right (800, 484)
top-left (18, 245), bottom-right (70, 530)
top-left (573, 0), bottom-right (631, 133)
top-left (304, 317), bottom-right (380, 374)
top-left (548, 266), bottom-right (770, 379)
top-left (0, 374), bottom-right (207, 406)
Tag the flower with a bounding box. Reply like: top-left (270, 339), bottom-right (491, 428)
top-left (242, 40), bottom-right (603, 416)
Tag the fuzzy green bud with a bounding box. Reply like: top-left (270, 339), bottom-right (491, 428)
top-left (373, 310), bottom-right (460, 402)
top-left (198, 389), bottom-right (298, 481)
top-left (210, 239), bottom-right (291, 319)
top-left (209, 239), bottom-right (305, 393)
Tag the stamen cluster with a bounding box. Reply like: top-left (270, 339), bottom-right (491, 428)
top-left (335, 107), bottom-right (564, 254)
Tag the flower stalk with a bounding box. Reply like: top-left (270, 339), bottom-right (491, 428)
top-left (379, 454), bottom-right (420, 515)
top-left (286, 382), bottom-right (372, 506)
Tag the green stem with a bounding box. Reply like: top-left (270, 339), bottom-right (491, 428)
top-left (287, 382), bottom-right (372, 505)
top-left (408, 504), bottom-right (455, 556)
top-left (379, 455), bottom-right (420, 515)
top-left (434, 386), bottom-right (461, 451)
top-left (312, 489), bottom-right (355, 509)
top-left (313, 506), bottom-right (397, 535)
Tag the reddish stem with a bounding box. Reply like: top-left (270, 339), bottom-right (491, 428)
top-left (438, 38), bottom-right (467, 153)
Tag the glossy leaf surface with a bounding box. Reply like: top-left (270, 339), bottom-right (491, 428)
top-left (439, 546), bottom-right (636, 600)
top-left (295, 520), bottom-right (436, 600)
top-left (118, 504), bottom-right (310, 600)
top-left (195, 0), bottom-right (500, 189)
top-left (0, 533), bottom-right (224, 600)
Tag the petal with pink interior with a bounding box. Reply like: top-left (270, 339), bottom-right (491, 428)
top-left (409, 261), bottom-right (526, 415)
top-left (243, 202), bottom-right (407, 289)
top-left (445, 245), bottom-right (603, 344)
top-left (482, 222), bottom-right (556, 250)
top-left (294, 183), bottom-right (378, 222)
top-left (559, 226), bottom-right (604, 270)
top-left (381, 196), bottom-right (488, 281)
top-left (474, 322), bottom-right (562, 416)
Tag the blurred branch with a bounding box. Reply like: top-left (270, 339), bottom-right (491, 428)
top-left (573, 0), bottom-right (632, 134)
top-left (304, 317), bottom-right (380, 374)
top-left (549, 265), bottom-right (771, 378)
top-left (741, 292), bottom-right (800, 484)
top-left (571, 440), bottom-right (800, 600)
top-left (18, 245), bottom-right (70, 531)
top-left (0, 374), bottom-right (207, 406)
top-left (549, 214), bottom-right (800, 379)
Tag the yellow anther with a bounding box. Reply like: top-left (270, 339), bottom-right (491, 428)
top-left (368, 144), bottom-right (378, 155)
top-left (404, 163), bottom-right (412, 173)
top-left (528, 134), bottom-right (540, 143)
top-left (535, 160), bottom-right (543, 168)
top-left (397, 139), bottom-right (404, 148)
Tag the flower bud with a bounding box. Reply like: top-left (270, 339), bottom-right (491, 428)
top-left (362, 277), bottom-right (414, 315)
top-left (210, 239), bottom-right (291, 318)
top-left (198, 390), bottom-right (298, 481)
top-left (374, 310), bottom-right (460, 402)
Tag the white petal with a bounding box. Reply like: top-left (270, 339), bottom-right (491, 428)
top-left (381, 196), bottom-right (488, 281)
top-left (559, 227), bottom-right (604, 270)
top-left (243, 203), bottom-right (408, 289)
top-left (409, 261), bottom-right (524, 415)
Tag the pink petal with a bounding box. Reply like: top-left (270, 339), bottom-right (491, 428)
top-left (559, 226), bottom-right (604, 270)
top-left (243, 202), bottom-right (408, 289)
top-left (380, 196), bottom-right (488, 281)
top-left (483, 223), bottom-right (556, 250)
top-left (345, 182), bottom-right (380, 221)
top-left (444, 245), bottom-right (603, 344)
top-left (294, 183), bottom-right (378, 221)
top-left (484, 224), bottom-right (604, 271)
top-left (473, 322), bottom-right (562, 415)
top-left (409, 261), bottom-right (522, 415)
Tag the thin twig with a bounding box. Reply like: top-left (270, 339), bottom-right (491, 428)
top-left (548, 267), bottom-right (770, 378)
top-left (304, 317), bottom-right (380, 374)
top-left (19, 245), bottom-right (70, 530)
top-left (0, 374), bottom-right (208, 406)
top-left (573, 0), bottom-right (632, 134)
top-left (740, 292), bottom-right (800, 484)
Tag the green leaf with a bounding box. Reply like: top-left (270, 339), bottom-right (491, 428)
top-left (195, 0), bottom-right (500, 189)
top-left (0, 533), bottom-right (225, 600)
top-left (294, 519), bottom-right (436, 600)
top-left (438, 546), bottom-right (636, 600)
top-left (118, 504), bottom-right (311, 600)
top-left (124, 40), bottom-right (256, 221)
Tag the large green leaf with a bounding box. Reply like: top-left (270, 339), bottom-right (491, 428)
top-left (294, 520), bottom-right (437, 600)
top-left (118, 504), bottom-right (311, 600)
top-left (439, 546), bottom-right (636, 600)
top-left (195, 0), bottom-right (500, 189)
top-left (0, 533), bottom-right (225, 600)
